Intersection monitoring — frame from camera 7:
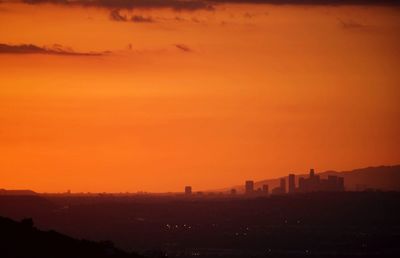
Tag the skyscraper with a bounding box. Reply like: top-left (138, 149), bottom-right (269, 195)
top-left (280, 178), bottom-right (286, 193)
top-left (288, 174), bottom-right (295, 193)
top-left (310, 168), bottom-right (315, 177)
top-left (245, 180), bottom-right (254, 194)
top-left (262, 184), bottom-right (269, 195)
top-left (185, 186), bottom-right (192, 195)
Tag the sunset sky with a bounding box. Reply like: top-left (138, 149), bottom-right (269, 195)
top-left (0, 0), bottom-right (399, 193)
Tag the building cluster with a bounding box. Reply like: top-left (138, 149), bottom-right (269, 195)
top-left (245, 180), bottom-right (269, 195)
top-left (185, 186), bottom-right (192, 195)
top-left (184, 169), bottom-right (344, 196)
top-left (297, 169), bottom-right (345, 193)
top-left (247, 169), bottom-right (344, 196)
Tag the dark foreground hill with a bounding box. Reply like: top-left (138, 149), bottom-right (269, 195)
top-left (2, 192), bottom-right (400, 257)
top-left (0, 216), bottom-right (144, 258)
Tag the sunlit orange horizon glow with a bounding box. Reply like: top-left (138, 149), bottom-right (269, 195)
top-left (0, 3), bottom-right (399, 193)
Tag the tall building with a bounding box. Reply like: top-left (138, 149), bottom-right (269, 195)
top-left (262, 184), bottom-right (269, 195)
top-left (185, 186), bottom-right (192, 195)
top-left (271, 178), bottom-right (286, 195)
top-left (288, 174), bottom-right (296, 193)
top-left (338, 177), bottom-right (345, 191)
top-left (280, 178), bottom-right (286, 193)
top-left (299, 177), bottom-right (305, 190)
top-left (245, 180), bottom-right (254, 194)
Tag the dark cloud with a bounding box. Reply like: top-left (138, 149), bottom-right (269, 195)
top-left (209, 0), bottom-right (400, 6)
top-left (20, 0), bottom-right (214, 10)
top-left (110, 9), bottom-right (127, 21)
top-left (131, 14), bottom-right (154, 23)
top-left (109, 9), bottom-right (154, 23)
top-left (23, 0), bottom-right (67, 3)
top-left (0, 43), bottom-right (108, 56)
top-left (175, 44), bottom-right (192, 52)
top-left (174, 16), bottom-right (187, 22)
top-left (191, 17), bottom-right (201, 23)
top-left (338, 18), bottom-right (367, 29)
top-left (13, 0), bottom-right (400, 12)
top-left (244, 12), bottom-right (254, 19)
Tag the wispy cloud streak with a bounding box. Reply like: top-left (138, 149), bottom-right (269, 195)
top-left (0, 43), bottom-right (109, 56)
top-left (109, 9), bottom-right (154, 23)
top-left (175, 44), bottom-right (192, 52)
top-left (337, 18), bottom-right (367, 29)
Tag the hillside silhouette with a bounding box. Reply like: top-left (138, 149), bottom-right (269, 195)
top-left (0, 216), bottom-right (144, 258)
top-left (0, 189), bottom-right (37, 196)
top-left (227, 165), bottom-right (400, 192)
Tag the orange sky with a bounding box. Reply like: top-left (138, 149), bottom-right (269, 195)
top-left (0, 1), bottom-right (399, 192)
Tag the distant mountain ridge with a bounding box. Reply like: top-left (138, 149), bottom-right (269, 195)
top-left (0, 189), bottom-right (37, 196)
top-left (229, 165), bottom-right (400, 192)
